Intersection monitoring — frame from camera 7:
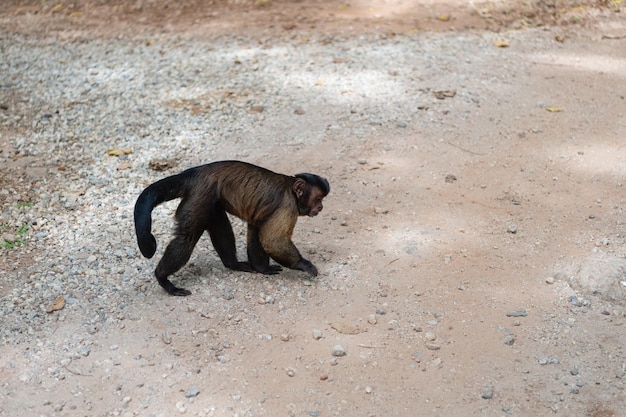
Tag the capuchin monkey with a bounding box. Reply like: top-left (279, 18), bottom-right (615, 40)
top-left (134, 160), bottom-right (330, 296)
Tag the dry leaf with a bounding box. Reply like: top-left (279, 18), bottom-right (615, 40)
top-left (249, 105), bottom-right (265, 113)
top-left (46, 295), bottom-right (65, 313)
top-left (433, 90), bottom-right (456, 100)
top-left (546, 106), bottom-right (563, 112)
top-left (149, 158), bottom-right (178, 171)
top-left (555, 35), bottom-right (565, 43)
top-left (331, 322), bottom-right (367, 335)
top-left (107, 147), bottom-right (132, 156)
top-left (437, 15), bottom-right (451, 21)
top-left (493, 39), bottom-right (509, 48)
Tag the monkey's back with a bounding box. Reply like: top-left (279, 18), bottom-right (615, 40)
top-left (195, 161), bottom-right (297, 225)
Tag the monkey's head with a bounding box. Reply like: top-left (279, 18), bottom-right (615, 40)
top-left (294, 173), bottom-right (330, 217)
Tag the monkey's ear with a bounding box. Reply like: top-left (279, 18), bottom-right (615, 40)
top-left (293, 178), bottom-right (306, 197)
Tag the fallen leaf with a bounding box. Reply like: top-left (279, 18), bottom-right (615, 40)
top-left (107, 147), bottom-right (132, 156)
top-left (493, 39), bottom-right (509, 48)
top-left (437, 15), bottom-right (451, 21)
top-left (433, 90), bottom-right (456, 100)
top-left (149, 158), bottom-right (178, 171)
top-left (546, 106), bottom-right (563, 112)
top-left (338, 4), bottom-right (350, 10)
top-left (51, 3), bottom-right (63, 12)
top-left (555, 35), bottom-right (565, 43)
top-left (331, 322), bottom-right (367, 335)
top-left (249, 105), bottom-right (265, 113)
top-left (46, 295), bottom-right (65, 313)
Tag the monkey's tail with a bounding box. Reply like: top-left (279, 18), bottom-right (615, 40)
top-left (134, 171), bottom-right (191, 258)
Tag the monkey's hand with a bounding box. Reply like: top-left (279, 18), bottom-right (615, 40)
top-left (297, 259), bottom-right (318, 277)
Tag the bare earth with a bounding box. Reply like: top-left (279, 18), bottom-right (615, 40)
top-left (1, 1), bottom-right (626, 417)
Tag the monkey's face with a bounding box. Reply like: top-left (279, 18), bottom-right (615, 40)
top-left (297, 186), bottom-right (325, 217)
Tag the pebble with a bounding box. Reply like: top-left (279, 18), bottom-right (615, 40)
top-left (312, 329), bottom-right (323, 340)
top-left (185, 386), bottom-right (200, 398)
top-left (506, 310), bottom-right (527, 317)
top-left (481, 389), bottom-right (494, 399)
top-left (538, 357), bottom-right (560, 365)
top-left (332, 345), bottom-right (347, 357)
top-left (503, 335), bottom-right (515, 346)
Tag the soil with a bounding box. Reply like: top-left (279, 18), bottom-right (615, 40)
top-left (1, 1), bottom-right (626, 417)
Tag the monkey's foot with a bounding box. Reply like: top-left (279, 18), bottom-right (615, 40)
top-left (168, 287), bottom-right (192, 296)
top-left (230, 262), bottom-right (257, 273)
top-left (159, 279), bottom-right (192, 296)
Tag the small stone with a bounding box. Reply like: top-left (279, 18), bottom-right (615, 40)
top-left (285, 368), bottom-right (295, 377)
top-left (185, 386), bottom-right (200, 398)
top-left (365, 386), bottom-right (373, 394)
top-left (538, 357), bottom-right (559, 365)
top-left (161, 332), bottom-right (172, 345)
top-left (545, 276), bottom-right (555, 284)
top-left (503, 335), bottom-right (515, 345)
top-left (444, 174), bottom-right (457, 183)
top-left (507, 225), bottom-right (517, 234)
top-left (367, 314), bottom-right (377, 324)
top-left (425, 343), bottom-right (440, 351)
top-left (481, 389), bottom-right (494, 399)
top-left (312, 329), bottom-right (322, 340)
top-left (223, 288), bottom-right (235, 300)
top-left (332, 345), bottom-right (346, 357)
top-left (280, 333), bottom-right (290, 342)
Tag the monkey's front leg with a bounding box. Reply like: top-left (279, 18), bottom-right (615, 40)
top-left (247, 225), bottom-right (283, 274)
top-left (257, 227), bottom-right (318, 277)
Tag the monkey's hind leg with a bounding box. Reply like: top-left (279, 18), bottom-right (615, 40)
top-left (155, 232), bottom-right (202, 296)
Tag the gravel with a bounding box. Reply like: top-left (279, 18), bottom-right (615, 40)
top-left (0, 29), bottom-right (512, 345)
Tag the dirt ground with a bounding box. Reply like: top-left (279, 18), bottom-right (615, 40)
top-left (1, 1), bottom-right (626, 416)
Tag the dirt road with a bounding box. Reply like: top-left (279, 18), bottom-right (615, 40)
top-left (1, 1), bottom-right (625, 416)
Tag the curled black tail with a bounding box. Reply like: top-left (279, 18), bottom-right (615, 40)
top-left (134, 171), bottom-right (191, 258)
